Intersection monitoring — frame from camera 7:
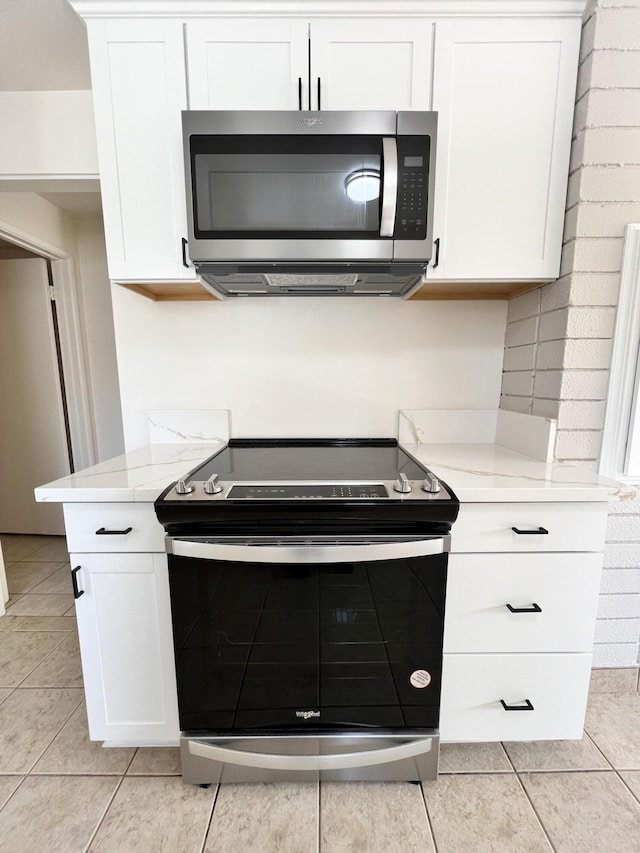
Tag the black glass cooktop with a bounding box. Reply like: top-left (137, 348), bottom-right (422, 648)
top-left (192, 438), bottom-right (428, 482)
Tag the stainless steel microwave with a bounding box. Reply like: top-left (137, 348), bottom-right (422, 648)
top-left (182, 111), bottom-right (438, 297)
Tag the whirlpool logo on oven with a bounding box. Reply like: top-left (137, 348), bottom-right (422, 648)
top-left (296, 710), bottom-right (320, 720)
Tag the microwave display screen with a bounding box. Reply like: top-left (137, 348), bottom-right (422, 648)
top-left (404, 156), bottom-right (423, 167)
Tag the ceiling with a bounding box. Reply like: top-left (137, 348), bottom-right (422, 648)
top-left (0, 0), bottom-right (91, 90)
top-left (40, 192), bottom-right (103, 217)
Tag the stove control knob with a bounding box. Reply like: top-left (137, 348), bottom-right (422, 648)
top-left (421, 472), bottom-right (441, 493)
top-left (175, 479), bottom-right (195, 495)
top-left (204, 474), bottom-right (223, 495)
top-left (393, 473), bottom-right (412, 494)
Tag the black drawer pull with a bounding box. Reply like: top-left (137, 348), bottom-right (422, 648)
top-left (71, 566), bottom-right (84, 600)
top-left (181, 237), bottom-right (190, 268)
top-left (432, 237), bottom-right (440, 269)
top-left (500, 699), bottom-right (534, 712)
top-left (95, 527), bottom-right (133, 536)
top-left (511, 526), bottom-right (549, 535)
top-left (506, 602), bottom-right (542, 614)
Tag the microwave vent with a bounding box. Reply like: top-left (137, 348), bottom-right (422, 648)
top-left (197, 264), bottom-right (426, 298)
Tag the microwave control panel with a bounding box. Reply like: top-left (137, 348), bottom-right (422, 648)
top-left (394, 136), bottom-right (430, 239)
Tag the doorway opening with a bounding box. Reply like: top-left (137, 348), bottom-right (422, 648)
top-left (0, 239), bottom-right (77, 536)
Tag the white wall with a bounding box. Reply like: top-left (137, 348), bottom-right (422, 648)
top-left (0, 192), bottom-right (78, 256)
top-left (111, 290), bottom-right (508, 450)
top-left (0, 91), bottom-right (98, 180)
top-left (74, 218), bottom-right (125, 461)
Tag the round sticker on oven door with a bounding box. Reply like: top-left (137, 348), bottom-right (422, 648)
top-left (410, 670), bottom-right (431, 689)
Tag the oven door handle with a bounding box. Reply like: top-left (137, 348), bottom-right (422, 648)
top-left (186, 737), bottom-right (434, 771)
top-left (380, 137), bottom-right (398, 237)
top-left (167, 537), bottom-right (446, 563)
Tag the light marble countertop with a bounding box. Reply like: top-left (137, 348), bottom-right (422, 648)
top-left (404, 442), bottom-right (628, 503)
top-left (34, 439), bottom-right (630, 505)
top-left (35, 442), bottom-right (224, 503)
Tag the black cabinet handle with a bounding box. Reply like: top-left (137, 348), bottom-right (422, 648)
top-left (95, 527), bottom-right (133, 536)
top-left (298, 77), bottom-right (302, 110)
top-left (181, 237), bottom-right (189, 268)
top-left (500, 699), bottom-right (534, 712)
top-left (432, 237), bottom-right (440, 269)
top-left (511, 526), bottom-right (549, 535)
top-left (506, 602), bottom-right (542, 614)
top-left (71, 566), bottom-right (84, 600)
top-left (317, 77), bottom-right (321, 110)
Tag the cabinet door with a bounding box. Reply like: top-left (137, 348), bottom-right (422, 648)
top-left (187, 19), bottom-right (308, 109)
top-left (429, 18), bottom-right (580, 282)
top-left (311, 19), bottom-right (433, 110)
top-left (86, 19), bottom-right (195, 283)
top-left (72, 552), bottom-right (179, 744)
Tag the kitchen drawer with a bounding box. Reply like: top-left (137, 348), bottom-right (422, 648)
top-left (450, 502), bottom-right (608, 553)
top-left (440, 652), bottom-right (591, 742)
top-left (63, 503), bottom-right (165, 553)
top-left (444, 552), bottom-right (602, 653)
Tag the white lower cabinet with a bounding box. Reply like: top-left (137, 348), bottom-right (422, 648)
top-left (442, 501), bottom-right (608, 743)
top-left (71, 551), bottom-right (179, 745)
top-left (440, 653), bottom-right (592, 742)
top-left (444, 552), bottom-right (603, 653)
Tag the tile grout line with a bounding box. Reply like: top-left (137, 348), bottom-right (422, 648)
top-left (0, 775), bottom-right (28, 817)
top-left (316, 780), bottom-right (321, 853)
top-left (501, 740), bottom-right (518, 774)
top-left (419, 781), bottom-right (439, 853)
top-left (514, 772), bottom-right (558, 853)
top-left (615, 769), bottom-right (640, 807)
top-left (583, 721), bottom-right (617, 770)
top-left (199, 783), bottom-right (221, 853)
top-left (5, 559), bottom-right (69, 597)
top-left (19, 691), bottom-right (85, 777)
top-left (11, 631), bottom-right (75, 690)
top-left (83, 774), bottom-right (126, 852)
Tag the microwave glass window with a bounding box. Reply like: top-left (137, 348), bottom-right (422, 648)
top-left (195, 153), bottom-right (381, 233)
top-left (189, 135), bottom-right (388, 239)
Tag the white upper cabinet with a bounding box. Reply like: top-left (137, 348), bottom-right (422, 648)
top-left (80, 4), bottom-right (582, 293)
top-left (187, 18), bottom-right (432, 111)
top-left (429, 18), bottom-right (580, 283)
top-left (310, 19), bottom-right (433, 110)
top-left (86, 18), bottom-right (195, 283)
top-left (186, 19), bottom-right (308, 110)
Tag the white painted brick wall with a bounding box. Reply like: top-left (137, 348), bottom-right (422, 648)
top-left (555, 429), bottom-right (603, 460)
top-left (564, 202), bottom-right (640, 239)
top-left (600, 568), bottom-right (640, 594)
top-left (571, 128), bottom-right (640, 170)
top-left (556, 399), bottom-right (607, 430)
top-left (500, 0), bottom-right (640, 666)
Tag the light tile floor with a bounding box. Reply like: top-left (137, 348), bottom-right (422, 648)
top-left (1, 533), bottom-right (640, 852)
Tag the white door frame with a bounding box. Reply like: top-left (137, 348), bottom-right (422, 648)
top-left (600, 223), bottom-right (640, 485)
top-left (0, 221), bottom-right (97, 472)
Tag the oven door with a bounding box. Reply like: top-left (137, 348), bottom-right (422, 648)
top-left (183, 111), bottom-right (434, 264)
top-left (167, 534), bottom-right (447, 783)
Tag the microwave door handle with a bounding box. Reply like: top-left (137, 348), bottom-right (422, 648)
top-left (380, 137), bottom-right (398, 237)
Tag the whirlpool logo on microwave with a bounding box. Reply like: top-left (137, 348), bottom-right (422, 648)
top-left (300, 118), bottom-right (323, 127)
top-left (296, 710), bottom-right (320, 719)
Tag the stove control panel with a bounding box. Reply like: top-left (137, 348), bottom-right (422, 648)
top-left (228, 484), bottom-right (389, 499)
top-left (167, 478), bottom-right (451, 502)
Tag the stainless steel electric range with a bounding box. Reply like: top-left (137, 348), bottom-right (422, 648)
top-left (155, 438), bottom-right (459, 785)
